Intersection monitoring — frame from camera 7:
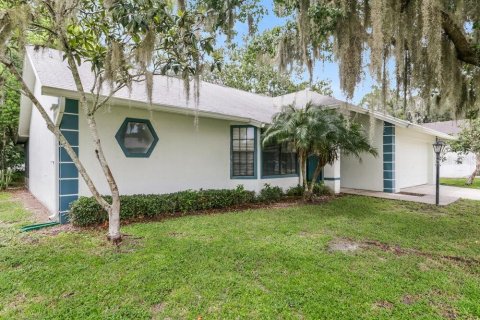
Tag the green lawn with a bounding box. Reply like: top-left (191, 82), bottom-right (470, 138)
top-left (441, 177), bottom-right (480, 189)
top-left (1, 192), bottom-right (479, 319)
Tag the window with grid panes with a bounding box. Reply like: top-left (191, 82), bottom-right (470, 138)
top-left (231, 126), bottom-right (256, 177)
top-left (262, 141), bottom-right (298, 176)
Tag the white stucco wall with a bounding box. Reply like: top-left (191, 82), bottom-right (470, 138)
top-left (78, 104), bottom-right (299, 196)
top-left (441, 152), bottom-right (476, 178)
top-left (27, 85), bottom-right (59, 214)
top-left (395, 127), bottom-right (435, 189)
top-left (340, 115), bottom-right (384, 191)
top-left (323, 158), bottom-right (341, 194)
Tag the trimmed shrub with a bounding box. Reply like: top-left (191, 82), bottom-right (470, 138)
top-left (313, 182), bottom-right (333, 196)
top-left (70, 185), bottom-right (255, 227)
top-left (286, 184), bottom-right (304, 197)
top-left (257, 183), bottom-right (283, 203)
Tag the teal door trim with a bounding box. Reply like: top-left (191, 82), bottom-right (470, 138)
top-left (306, 155), bottom-right (323, 183)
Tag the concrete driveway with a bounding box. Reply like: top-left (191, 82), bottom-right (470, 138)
top-left (402, 184), bottom-right (480, 201)
top-left (341, 184), bottom-right (480, 206)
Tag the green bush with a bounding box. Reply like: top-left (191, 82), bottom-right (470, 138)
top-left (313, 182), bottom-right (333, 196)
top-left (257, 183), bottom-right (283, 203)
top-left (70, 186), bottom-right (255, 227)
top-left (0, 168), bottom-right (13, 190)
top-left (286, 184), bottom-right (304, 197)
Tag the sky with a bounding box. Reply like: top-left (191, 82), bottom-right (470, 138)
top-left (230, 1), bottom-right (377, 104)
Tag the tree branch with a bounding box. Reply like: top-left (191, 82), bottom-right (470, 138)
top-left (30, 23), bottom-right (57, 36)
top-left (0, 55), bottom-right (111, 211)
top-left (91, 83), bottom-right (127, 113)
top-left (441, 11), bottom-right (480, 67)
top-left (58, 31), bottom-right (121, 215)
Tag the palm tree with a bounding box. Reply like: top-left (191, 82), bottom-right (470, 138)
top-left (262, 103), bottom-right (322, 189)
top-left (262, 103), bottom-right (378, 198)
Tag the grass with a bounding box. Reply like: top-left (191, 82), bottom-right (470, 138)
top-left (441, 177), bottom-right (480, 189)
top-left (0, 192), bottom-right (479, 319)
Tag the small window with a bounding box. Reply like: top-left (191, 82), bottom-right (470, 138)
top-left (231, 126), bottom-right (256, 178)
top-left (115, 118), bottom-right (158, 157)
top-left (262, 141), bottom-right (298, 177)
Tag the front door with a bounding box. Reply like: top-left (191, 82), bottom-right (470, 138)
top-left (307, 155), bottom-right (323, 183)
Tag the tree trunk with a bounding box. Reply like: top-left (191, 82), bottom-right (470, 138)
top-left (299, 151), bottom-right (308, 192)
top-left (61, 47), bottom-right (122, 242)
top-left (0, 57), bottom-right (110, 208)
top-left (84, 113), bottom-right (121, 241)
top-left (0, 56), bottom-right (123, 240)
top-left (309, 159), bottom-right (324, 192)
top-left (466, 154), bottom-right (480, 185)
top-left (298, 152), bottom-right (305, 188)
top-left (1, 131), bottom-right (5, 172)
top-left (306, 156), bottom-right (327, 201)
top-left (108, 197), bottom-right (121, 244)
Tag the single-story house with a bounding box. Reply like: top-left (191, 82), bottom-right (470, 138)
top-left (18, 47), bottom-right (452, 223)
top-left (423, 120), bottom-right (477, 178)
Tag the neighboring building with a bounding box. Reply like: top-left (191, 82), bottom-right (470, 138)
top-left (18, 47), bottom-right (452, 223)
top-left (423, 120), bottom-right (477, 178)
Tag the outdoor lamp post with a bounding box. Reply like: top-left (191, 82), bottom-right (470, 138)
top-left (432, 140), bottom-right (446, 206)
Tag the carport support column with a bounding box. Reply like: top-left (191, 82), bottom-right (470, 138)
top-left (323, 156), bottom-right (341, 194)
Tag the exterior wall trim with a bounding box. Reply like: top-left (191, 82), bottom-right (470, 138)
top-left (58, 98), bottom-right (79, 223)
top-left (383, 121), bottom-right (396, 193)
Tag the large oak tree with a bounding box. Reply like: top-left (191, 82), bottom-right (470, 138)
top-left (267, 0), bottom-right (480, 116)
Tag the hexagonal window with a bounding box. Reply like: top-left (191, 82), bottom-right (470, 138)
top-left (115, 118), bottom-right (158, 157)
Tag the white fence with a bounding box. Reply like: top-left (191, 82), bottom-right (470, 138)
top-left (441, 152), bottom-right (477, 178)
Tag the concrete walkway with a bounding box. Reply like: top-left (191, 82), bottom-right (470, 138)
top-left (403, 184), bottom-right (480, 201)
top-left (341, 184), bottom-right (480, 205)
top-left (11, 188), bottom-right (53, 222)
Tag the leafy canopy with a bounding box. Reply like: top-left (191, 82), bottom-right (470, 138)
top-left (449, 119), bottom-right (480, 155)
top-left (203, 33), bottom-right (332, 97)
top-left (264, 0), bottom-right (480, 117)
top-left (263, 104), bottom-right (376, 162)
top-left (262, 103), bottom-right (377, 193)
top-left (0, 0), bottom-right (267, 108)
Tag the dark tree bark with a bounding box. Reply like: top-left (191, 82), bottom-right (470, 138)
top-left (441, 11), bottom-right (480, 67)
top-left (466, 154), bottom-right (480, 185)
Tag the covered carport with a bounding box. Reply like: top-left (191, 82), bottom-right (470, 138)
top-left (333, 105), bottom-right (453, 194)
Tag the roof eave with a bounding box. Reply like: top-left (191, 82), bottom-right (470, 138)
top-left (18, 50), bottom-right (40, 139)
top-left (331, 103), bottom-right (455, 140)
top-left (42, 86), bottom-right (264, 127)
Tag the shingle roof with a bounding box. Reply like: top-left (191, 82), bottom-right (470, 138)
top-left (422, 120), bottom-right (467, 136)
top-left (20, 46), bottom-right (452, 140)
top-left (26, 46), bottom-right (278, 123)
top-left (22, 47), bottom-right (384, 124)
top-left (273, 89), bottom-right (344, 109)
